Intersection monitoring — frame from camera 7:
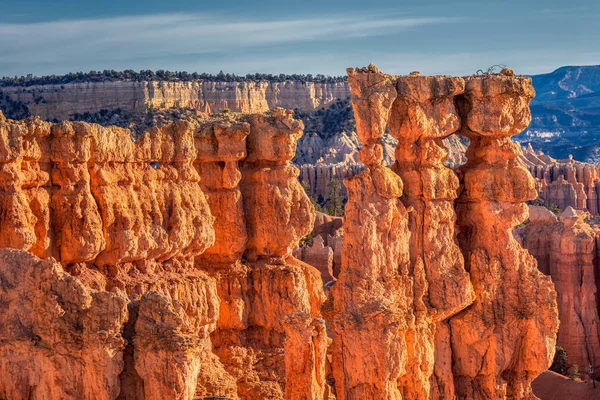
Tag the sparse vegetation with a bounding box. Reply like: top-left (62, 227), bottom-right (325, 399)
top-left (567, 364), bottom-right (580, 380)
top-left (293, 98), bottom-right (355, 139)
top-left (299, 233), bottom-right (314, 248)
top-left (300, 181), bottom-right (324, 213)
top-left (550, 345), bottom-right (568, 375)
top-left (325, 179), bottom-right (345, 217)
top-left (0, 92), bottom-right (29, 120)
top-left (0, 70), bottom-right (346, 87)
top-left (69, 107), bottom-right (202, 136)
top-left (530, 198), bottom-right (561, 215)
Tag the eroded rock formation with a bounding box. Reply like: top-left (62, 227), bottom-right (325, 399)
top-left (332, 66), bottom-right (414, 399)
top-left (519, 147), bottom-right (600, 215)
top-left (0, 249), bottom-right (128, 400)
top-left (0, 80), bottom-right (350, 121)
top-left (0, 65), bottom-right (561, 400)
top-left (390, 74), bottom-right (474, 398)
top-left (0, 108), bottom-right (321, 399)
top-left (331, 66), bottom-right (558, 400)
top-left (450, 73), bottom-right (559, 399)
top-left (518, 205), bottom-right (600, 373)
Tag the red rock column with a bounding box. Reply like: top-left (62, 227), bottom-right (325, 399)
top-left (450, 72), bottom-right (559, 399)
top-left (203, 110), bottom-right (324, 399)
top-left (283, 313), bottom-right (328, 400)
top-left (389, 75), bottom-right (475, 399)
top-left (240, 108), bottom-right (315, 260)
top-left (194, 120), bottom-right (250, 263)
top-left (332, 65), bottom-right (412, 400)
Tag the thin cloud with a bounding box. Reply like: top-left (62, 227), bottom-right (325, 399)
top-left (0, 12), bottom-right (459, 74)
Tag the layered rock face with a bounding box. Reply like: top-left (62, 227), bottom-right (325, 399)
top-left (0, 108), bottom-right (321, 399)
top-left (518, 206), bottom-right (600, 372)
top-left (331, 66), bottom-right (558, 400)
top-left (523, 152), bottom-right (600, 215)
top-left (390, 74), bottom-right (474, 398)
top-left (450, 73), bottom-right (559, 399)
top-left (0, 80), bottom-right (350, 121)
top-left (0, 66), bottom-right (561, 400)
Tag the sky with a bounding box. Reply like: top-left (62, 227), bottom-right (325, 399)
top-left (0, 0), bottom-right (598, 77)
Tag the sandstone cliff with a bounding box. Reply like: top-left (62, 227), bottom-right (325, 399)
top-left (0, 80), bottom-right (350, 121)
top-left (518, 205), bottom-right (600, 373)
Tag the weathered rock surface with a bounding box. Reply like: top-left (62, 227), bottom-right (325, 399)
top-left (450, 73), bottom-right (559, 399)
top-left (0, 80), bottom-right (350, 121)
top-left (0, 249), bottom-right (128, 400)
top-left (390, 74), bottom-right (474, 398)
top-left (0, 68), bottom-right (563, 400)
top-left (332, 66), bottom-right (415, 400)
top-left (294, 235), bottom-right (335, 283)
top-left (0, 109), bottom-right (321, 400)
top-left (518, 206), bottom-right (600, 373)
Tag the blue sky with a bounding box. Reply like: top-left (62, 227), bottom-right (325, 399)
top-left (0, 0), bottom-right (598, 77)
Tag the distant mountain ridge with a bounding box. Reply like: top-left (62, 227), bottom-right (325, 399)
top-left (517, 65), bottom-right (600, 162)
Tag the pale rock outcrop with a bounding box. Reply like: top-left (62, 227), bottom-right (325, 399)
top-left (518, 206), bottom-right (600, 372)
top-left (517, 205), bottom-right (558, 275)
top-left (293, 212), bottom-right (344, 281)
top-left (0, 80), bottom-right (350, 121)
top-left (450, 72), bottom-right (559, 399)
top-left (524, 149), bottom-right (600, 215)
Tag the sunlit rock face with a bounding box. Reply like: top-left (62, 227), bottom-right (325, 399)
top-left (518, 205), bottom-right (600, 375)
top-left (0, 65), bottom-right (560, 400)
top-left (0, 108), bottom-right (320, 400)
top-left (331, 66), bottom-right (558, 400)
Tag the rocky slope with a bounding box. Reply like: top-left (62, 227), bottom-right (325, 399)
top-left (0, 66), bottom-right (560, 400)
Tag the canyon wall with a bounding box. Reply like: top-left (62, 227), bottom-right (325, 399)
top-left (0, 65), bottom-right (561, 400)
top-left (0, 80), bottom-right (350, 121)
top-left (518, 206), bottom-right (600, 373)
